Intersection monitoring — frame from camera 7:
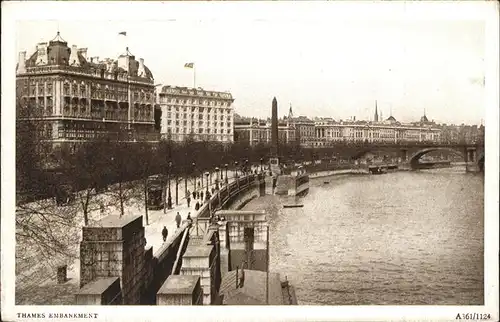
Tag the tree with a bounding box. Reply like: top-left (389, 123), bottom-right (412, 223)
top-left (70, 138), bottom-right (110, 225)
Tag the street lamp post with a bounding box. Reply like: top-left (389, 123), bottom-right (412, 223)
top-left (167, 161), bottom-right (173, 210)
top-left (234, 161), bottom-right (240, 189)
top-left (205, 171), bottom-right (210, 199)
top-left (224, 164), bottom-right (229, 184)
top-left (245, 159), bottom-right (249, 184)
top-left (215, 167), bottom-right (220, 190)
top-left (192, 162), bottom-right (196, 192)
top-left (205, 171), bottom-right (212, 219)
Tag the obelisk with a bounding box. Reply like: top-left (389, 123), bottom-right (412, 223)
top-left (271, 97), bottom-right (278, 157)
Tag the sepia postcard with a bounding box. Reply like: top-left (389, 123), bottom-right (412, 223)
top-left (1, 1), bottom-right (499, 321)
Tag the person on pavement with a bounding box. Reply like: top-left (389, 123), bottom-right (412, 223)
top-left (192, 190), bottom-right (196, 199)
top-left (175, 212), bottom-right (182, 228)
top-left (187, 213), bottom-right (193, 225)
top-left (162, 226), bottom-right (168, 242)
top-left (195, 201), bottom-right (200, 211)
top-left (187, 196), bottom-right (191, 207)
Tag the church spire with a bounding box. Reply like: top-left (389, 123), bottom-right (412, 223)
top-left (288, 103), bottom-right (293, 119)
top-left (374, 100), bottom-right (379, 122)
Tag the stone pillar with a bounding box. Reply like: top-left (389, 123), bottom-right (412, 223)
top-left (57, 265), bottom-right (67, 284)
top-left (401, 149), bottom-right (408, 162)
top-left (75, 277), bottom-right (122, 305)
top-left (180, 245), bottom-right (215, 305)
top-left (156, 275), bottom-right (202, 305)
top-left (79, 215), bottom-right (147, 305)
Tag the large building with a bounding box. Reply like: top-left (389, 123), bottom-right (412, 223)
top-left (158, 86), bottom-right (234, 142)
top-left (234, 118), bottom-right (296, 146)
top-left (310, 114), bottom-right (442, 147)
top-left (16, 32), bottom-right (158, 145)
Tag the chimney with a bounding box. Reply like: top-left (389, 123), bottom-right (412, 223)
top-left (118, 54), bottom-right (130, 73)
top-left (17, 51), bottom-right (27, 74)
top-left (106, 60), bottom-right (113, 72)
top-left (77, 48), bottom-right (88, 60)
top-left (35, 42), bottom-right (48, 65)
top-left (69, 45), bottom-right (80, 66)
top-left (138, 58), bottom-right (146, 77)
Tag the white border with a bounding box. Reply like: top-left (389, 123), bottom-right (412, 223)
top-left (2, 2), bottom-right (498, 321)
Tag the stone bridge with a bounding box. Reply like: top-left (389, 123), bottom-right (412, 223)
top-left (74, 173), bottom-right (266, 305)
top-left (353, 143), bottom-right (484, 172)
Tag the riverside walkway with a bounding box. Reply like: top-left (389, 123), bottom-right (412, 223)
top-left (15, 167), bottom-right (258, 304)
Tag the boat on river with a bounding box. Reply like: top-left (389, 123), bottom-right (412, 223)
top-left (283, 204), bottom-right (304, 208)
top-left (369, 166), bottom-right (388, 175)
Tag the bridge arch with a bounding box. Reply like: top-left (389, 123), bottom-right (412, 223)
top-left (409, 147), bottom-right (465, 165)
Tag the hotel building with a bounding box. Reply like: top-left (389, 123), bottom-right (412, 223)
top-left (16, 32), bottom-right (158, 145)
top-left (158, 86), bottom-right (234, 143)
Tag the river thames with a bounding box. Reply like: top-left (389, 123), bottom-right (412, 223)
top-left (242, 168), bottom-right (484, 305)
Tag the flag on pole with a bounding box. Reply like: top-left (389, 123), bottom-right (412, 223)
top-left (118, 31), bottom-right (127, 36)
top-left (184, 62), bottom-right (194, 69)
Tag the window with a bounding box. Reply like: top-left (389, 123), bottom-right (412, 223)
top-left (199, 128), bottom-right (203, 133)
top-left (175, 121), bottom-right (179, 126)
top-left (167, 120), bottom-right (171, 125)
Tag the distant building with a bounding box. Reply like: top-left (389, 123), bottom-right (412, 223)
top-left (158, 86), bottom-right (234, 143)
top-left (234, 118), bottom-right (296, 146)
top-left (311, 116), bottom-right (441, 147)
top-left (16, 32), bottom-right (158, 145)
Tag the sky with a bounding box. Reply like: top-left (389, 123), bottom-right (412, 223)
top-left (11, 2), bottom-right (491, 125)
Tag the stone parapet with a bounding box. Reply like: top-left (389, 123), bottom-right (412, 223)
top-left (157, 275), bottom-right (202, 305)
top-left (75, 277), bottom-right (122, 305)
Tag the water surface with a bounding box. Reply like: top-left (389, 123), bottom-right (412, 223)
top-left (243, 169), bottom-right (484, 305)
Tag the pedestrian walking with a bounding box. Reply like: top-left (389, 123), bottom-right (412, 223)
top-left (187, 196), bottom-right (191, 207)
top-left (192, 190), bottom-right (196, 200)
top-left (195, 201), bottom-right (200, 211)
top-left (175, 212), bottom-right (182, 228)
top-left (211, 187), bottom-right (215, 194)
top-left (162, 226), bottom-right (168, 242)
top-left (187, 213), bottom-right (193, 225)
top-left (200, 191), bottom-right (204, 201)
